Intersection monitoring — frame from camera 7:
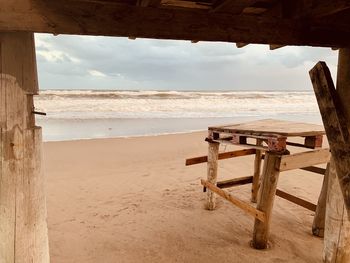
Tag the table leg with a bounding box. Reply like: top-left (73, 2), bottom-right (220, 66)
top-left (251, 139), bottom-right (263, 203)
top-left (252, 152), bottom-right (281, 249)
top-left (206, 141), bottom-right (219, 210)
top-left (312, 162), bottom-right (330, 237)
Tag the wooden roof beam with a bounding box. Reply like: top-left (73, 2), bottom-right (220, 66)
top-left (236, 43), bottom-right (249, 48)
top-left (269, 44), bottom-right (285, 50)
top-left (1, 1), bottom-right (350, 47)
top-left (302, 0), bottom-right (350, 18)
top-left (137, 0), bottom-right (161, 7)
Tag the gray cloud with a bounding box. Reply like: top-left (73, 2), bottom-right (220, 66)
top-left (35, 34), bottom-right (338, 90)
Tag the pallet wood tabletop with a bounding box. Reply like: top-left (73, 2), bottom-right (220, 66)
top-left (209, 119), bottom-right (325, 137)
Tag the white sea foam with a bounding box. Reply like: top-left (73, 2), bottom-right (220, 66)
top-left (34, 90), bottom-right (318, 120)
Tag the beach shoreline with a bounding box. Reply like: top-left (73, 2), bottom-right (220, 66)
top-left (44, 131), bottom-right (324, 263)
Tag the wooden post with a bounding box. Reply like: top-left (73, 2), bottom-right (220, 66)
top-left (252, 152), bottom-right (281, 249)
top-left (309, 54), bottom-right (350, 262)
top-left (324, 159), bottom-right (350, 262)
top-left (0, 32), bottom-right (50, 262)
top-left (312, 162), bottom-right (330, 237)
top-left (325, 48), bottom-right (350, 262)
top-left (206, 142), bottom-right (219, 210)
top-left (251, 139), bottom-right (263, 203)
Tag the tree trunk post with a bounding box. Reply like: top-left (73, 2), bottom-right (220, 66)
top-left (206, 141), bottom-right (219, 210)
top-left (252, 152), bottom-right (281, 249)
top-left (251, 139), bottom-right (263, 203)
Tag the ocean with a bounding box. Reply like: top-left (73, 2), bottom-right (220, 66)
top-left (34, 90), bottom-right (322, 141)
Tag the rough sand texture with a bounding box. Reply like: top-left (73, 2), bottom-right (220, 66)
top-left (43, 132), bottom-right (324, 262)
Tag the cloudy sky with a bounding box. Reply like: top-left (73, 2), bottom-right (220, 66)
top-left (35, 33), bottom-right (338, 91)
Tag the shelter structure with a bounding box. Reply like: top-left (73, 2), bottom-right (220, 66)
top-left (1, 0), bottom-right (350, 262)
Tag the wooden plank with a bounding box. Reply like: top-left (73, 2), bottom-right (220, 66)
top-left (286, 141), bottom-right (316, 149)
top-left (279, 148), bottom-right (330, 172)
top-left (209, 119), bottom-right (325, 137)
top-left (186, 148), bottom-right (256, 166)
top-left (137, 0), bottom-right (161, 7)
top-left (216, 176), bottom-right (253, 189)
top-left (252, 152), bottom-right (281, 249)
top-left (1, 1), bottom-right (350, 47)
top-left (312, 162), bottom-right (330, 237)
top-left (206, 142), bottom-right (219, 210)
top-left (300, 166), bottom-right (326, 175)
top-left (201, 179), bottom-right (266, 222)
top-left (309, 61), bottom-right (350, 217)
top-left (251, 139), bottom-right (263, 203)
top-left (276, 189), bottom-right (317, 212)
top-left (161, 0), bottom-right (210, 9)
top-left (306, 0), bottom-right (350, 18)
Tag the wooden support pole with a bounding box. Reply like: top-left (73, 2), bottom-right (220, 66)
top-left (252, 152), bottom-right (281, 249)
top-left (324, 49), bottom-right (350, 262)
top-left (324, 159), bottom-right (350, 262)
top-left (251, 139), bottom-right (263, 203)
top-left (0, 32), bottom-right (49, 262)
top-left (206, 142), bottom-right (219, 210)
top-left (312, 163), bottom-right (330, 237)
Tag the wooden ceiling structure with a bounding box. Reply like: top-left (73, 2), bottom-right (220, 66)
top-left (1, 0), bottom-right (350, 48)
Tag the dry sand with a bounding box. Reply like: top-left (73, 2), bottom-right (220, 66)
top-left (43, 132), bottom-right (324, 262)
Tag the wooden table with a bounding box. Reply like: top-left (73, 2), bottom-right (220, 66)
top-left (186, 119), bottom-right (330, 249)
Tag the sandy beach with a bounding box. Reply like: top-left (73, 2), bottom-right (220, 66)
top-left (43, 131), bottom-right (324, 263)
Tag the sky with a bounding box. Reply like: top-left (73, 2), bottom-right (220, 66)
top-left (35, 33), bottom-right (338, 91)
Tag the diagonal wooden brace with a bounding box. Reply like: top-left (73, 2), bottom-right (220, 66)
top-left (309, 61), bottom-right (350, 219)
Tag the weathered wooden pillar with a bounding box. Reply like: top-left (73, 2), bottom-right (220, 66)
top-left (251, 139), bottom-right (263, 203)
top-left (312, 163), bottom-right (330, 237)
top-left (252, 152), bottom-right (281, 249)
top-left (324, 159), bottom-right (350, 262)
top-left (0, 32), bottom-right (50, 262)
top-left (206, 142), bottom-right (219, 210)
top-left (323, 48), bottom-right (350, 263)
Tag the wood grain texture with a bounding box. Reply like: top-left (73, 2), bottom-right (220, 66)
top-left (0, 32), bottom-right (49, 263)
top-left (252, 152), bottom-right (281, 249)
top-left (201, 179), bottom-right (266, 222)
top-left (279, 148), bottom-right (330, 172)
top-left (312, 162), bottom-right (330, 237)
top-left (309, 61), bottom-right (350, 218)
top-left (275, 189), bottom-right (316, 212)
top-left (0, 1), bottom-right (350, 47)
top-left (185, 148), bottom-right (256, 166)
top-left (251, 139), bottom-right (263, 203)
top-left (206, 142), bottom-right (219, 210)
top-left (209, 119), bottom-right (325, 137)
top-left (324, 159), bottom-right (350, 262)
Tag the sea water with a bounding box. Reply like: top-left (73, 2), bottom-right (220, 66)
top-left (34, 90), bottom-right (322, 141)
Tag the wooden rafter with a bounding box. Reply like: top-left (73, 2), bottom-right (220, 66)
top-left (0, 1), bottom-right (350, 47)
top-left (303, 0), bottom-right (350, 18)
